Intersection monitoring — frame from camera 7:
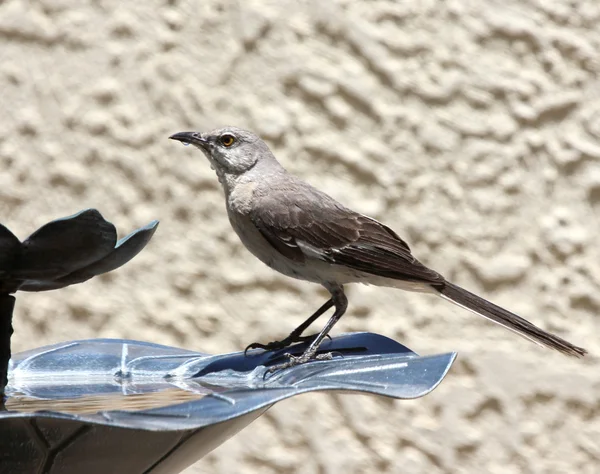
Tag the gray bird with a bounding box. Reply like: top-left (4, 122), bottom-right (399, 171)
top-left (170, 127), bottom-right (587, 370)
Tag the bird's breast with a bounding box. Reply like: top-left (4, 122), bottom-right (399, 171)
top-left (227, 180), bottom-right (257, 215)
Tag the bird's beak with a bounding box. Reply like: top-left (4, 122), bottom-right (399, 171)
top-left (169, 131), bottom-right (208, 149)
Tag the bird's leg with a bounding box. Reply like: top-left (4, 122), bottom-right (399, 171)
top-left (245, 298), bottom-right (334, 354)
top-left (268, 285), bottom-right (348, 371)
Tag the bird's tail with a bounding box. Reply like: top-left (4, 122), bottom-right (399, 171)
top-left (436, 281), bottom-right (587, 357)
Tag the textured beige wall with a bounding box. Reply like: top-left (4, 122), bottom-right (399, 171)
top-left (1, 0), bottom-right (599, 472)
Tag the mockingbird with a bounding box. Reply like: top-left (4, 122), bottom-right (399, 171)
top-left (170, 127), bottom-right (587, 370)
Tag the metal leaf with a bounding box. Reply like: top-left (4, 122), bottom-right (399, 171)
top-left (14, 209), bottom-right (117, 280)
top-left (56, 220), bottom-right (160, 285)
top-left (16, 280), bottom-right (74, 292)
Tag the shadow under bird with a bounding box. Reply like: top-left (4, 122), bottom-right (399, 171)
top-left (170, 127), bottom-right (587, 370)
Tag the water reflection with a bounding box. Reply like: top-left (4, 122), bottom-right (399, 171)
top-left (5, 387), bottom-right (209, 414)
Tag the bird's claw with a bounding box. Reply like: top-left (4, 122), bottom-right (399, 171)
top-left (244, 339), bottom-right (290, 356)
top-left (267, 351), bottom-right (334, 372)
top-left (244, 333), bottom-right (332, 356)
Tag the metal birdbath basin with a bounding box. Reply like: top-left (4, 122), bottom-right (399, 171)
top-left (2, 334), bottom-right (455, 474)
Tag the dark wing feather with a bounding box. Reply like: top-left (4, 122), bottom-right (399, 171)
top-left (250, 180), bottom-right (443, 285)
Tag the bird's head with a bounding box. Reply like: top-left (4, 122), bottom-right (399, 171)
top-left (170, 126), bottom-right (272, 177)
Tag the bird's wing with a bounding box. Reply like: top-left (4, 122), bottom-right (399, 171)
top-left (250, 182), bottom-right (444, 285)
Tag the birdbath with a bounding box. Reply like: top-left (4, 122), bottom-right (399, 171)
top-left (0, 211), bottom-right (456, 473)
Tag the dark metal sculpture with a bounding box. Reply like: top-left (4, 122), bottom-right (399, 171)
top-left (2, 333), bottom-right (456, 473)
top-left (0, 209), bottom-right (159, 397)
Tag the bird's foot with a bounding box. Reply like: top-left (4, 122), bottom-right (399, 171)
top-left (267, 350), bottom-right (334, 372)
top-left (244, 333), bottom-right (330, 355)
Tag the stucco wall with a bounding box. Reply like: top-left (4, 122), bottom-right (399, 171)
top-left (1, 0), bottom-right (598, 472)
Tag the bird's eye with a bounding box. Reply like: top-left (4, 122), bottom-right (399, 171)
top-left (220, 134), bottom-right (235, 147)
